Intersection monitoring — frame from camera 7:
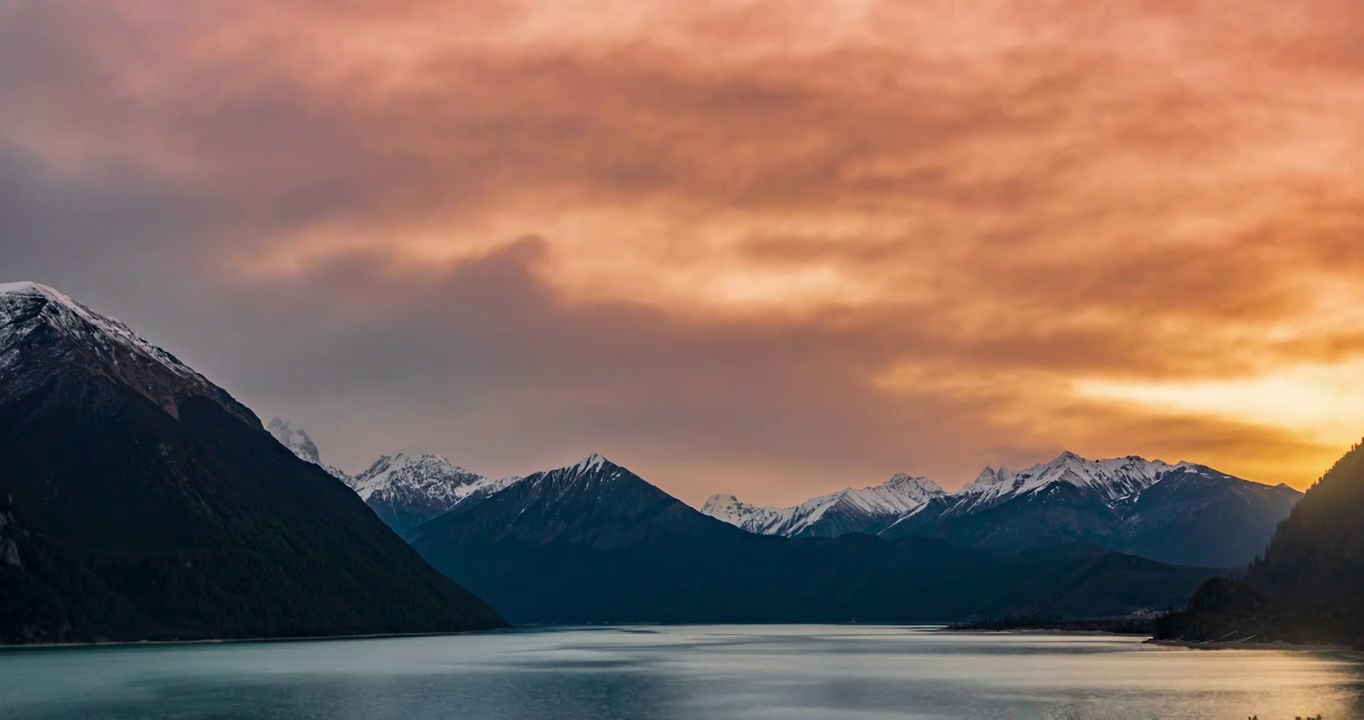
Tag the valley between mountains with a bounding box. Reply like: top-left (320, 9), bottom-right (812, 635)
top-left (0, 282), bottom-right (1316, 641)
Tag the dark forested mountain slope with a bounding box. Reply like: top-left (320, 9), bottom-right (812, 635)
top-left (408, 454), bottom-right (1218, 624)
top-left (1157, 440), bottom-right (1364, 648)
top-left (889, 481), bottom-right (1126, 551)
top-left (1119, 467), bottom-right (1303, 567)
top-left (0, 282), bottom-right (504, 643)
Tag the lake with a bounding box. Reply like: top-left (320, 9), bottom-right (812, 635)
top-left (2, 626), bottom-right (1361, 719)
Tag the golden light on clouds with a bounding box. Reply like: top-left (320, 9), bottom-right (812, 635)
top-left (4, 0), bottom-right (1364, 501)
top-left (1076, 361), bottom-right (1364, 477)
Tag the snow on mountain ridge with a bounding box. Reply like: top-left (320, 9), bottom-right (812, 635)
top-left (267, 417), bottom-right (321, 465)
top-left (702, 452), bottom-right (1218, 538)
top-left (700, 494), bottom-right (795, 534)
top-left (348, 452), bottom-right (485, 502)
top-left (570, 452), bottom-right (611, 474)
top-left (702, 473), bottom-right (947, 537)
top-left (262, 418), bottom-right (523, 530)
top-left (1, 282), bottom-right (197, 381)
top-left (952, 452), bottom-right (1182, 513)
top-left (0, 281), bottom-right (254, 425)
top-left (520, 453), bottom-right (636, 500)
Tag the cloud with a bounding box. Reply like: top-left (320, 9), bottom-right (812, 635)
top-left (3, 0), bottom-right (1362, 501)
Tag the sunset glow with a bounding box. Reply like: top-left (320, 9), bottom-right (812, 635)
top-left (4, 0), bottom-right (1363, 503)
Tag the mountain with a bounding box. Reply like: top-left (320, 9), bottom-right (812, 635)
top-left (1118, 465), bottom-right (1304, 567)
top-left (267, 417), bottom-right (322, 464)
top-left (701, 473), bottom-right (945, 538)
top-left (874, 453), bottom-right (1301, 567)
top-left (1156, 440), bottom-right (1364, 648)
top-left (263, 420), bottom-right (520, 533)
top-left (705, 452), bottom-right (1299, 567)
top-left (347, 453), bottom-right (518, 533)
top-left (407, 453), bottom-right (1218, 624)
top-left (0, 282), bottom-right (504, 643)
top-left (265, 417), bottom-right (349, 480)
top-left (950, 453), bottom-right (1176, 514)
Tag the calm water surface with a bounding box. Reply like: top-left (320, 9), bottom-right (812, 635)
top-left (3, 626), bottom-right (1362, 719)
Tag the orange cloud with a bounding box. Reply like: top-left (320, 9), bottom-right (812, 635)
top-left (3, 0), bottom-right (1362, 501)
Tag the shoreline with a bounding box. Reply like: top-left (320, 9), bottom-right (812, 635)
top-left (1143, 637), bottom-right (1360, 654)
top-left (0, 627), bottom-right (509, 652)
top-left (941, 627), bottom-right (1364, 655)
top-left (940, 627), bottom-right (1151, 637)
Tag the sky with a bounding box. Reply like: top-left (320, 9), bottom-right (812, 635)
top-left (3, 0), bottom-right (1363, 505)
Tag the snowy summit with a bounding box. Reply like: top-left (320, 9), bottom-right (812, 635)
top-left (0, 281), bottom-right (253, 425)
top-left (702, 473), bottom-right (947, 538)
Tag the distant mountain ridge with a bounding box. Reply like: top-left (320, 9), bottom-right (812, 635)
top-left (266, 418), bottom-right (520, 532)
top-left (702, 473), bottom-right (945, 538)
top-left (347, 454), bottom-right (520, 533)
top-left (269, 412), bottom-right (1301, 568)
top-left (407, 453), bottom-right (1220, 624)
top-left (949, 453), bottom-right (1178, 513)
top-left (0, 282), bottom-right (504, 644)
top-left (705, 452), bottom-right (1301, 567)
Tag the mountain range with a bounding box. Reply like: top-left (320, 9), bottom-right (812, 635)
top-left (405, 453), bottom-right (1220, 624)
top-left (0, 282), bottom-right (504, 643)
top-left (704, 452), bottom-right (1302, 567)
top-left (0, 282), bottom-right (1292, 640)
top-left (280, 414), bottom-right (1298, 570)
top-left (266, 421), bottom-right (1228, 623)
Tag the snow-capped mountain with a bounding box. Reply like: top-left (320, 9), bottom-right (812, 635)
top-left (406, 452), bottom-right (1218, 624)
top-left (699, 495), bottom-right (790, 534)
top-left (408, 452), bottom-right (709, 552)
top-left (949, 452), bottom-right (1182, 515)
top-left (701, 473), bottom-right (946, 538)
top-left (347, 453), bottom-right (520, 533)
top-left (265, 417), bottom-right (350, 480)
top-left (702, 451), bottom-right (1302, 566)
top-left (262, 418), bottom-right (520, 532)
top-left (879, 452), bottom-right (1301, 566)
top-left (0, 282), bottom-right (505, 642)
top-left (267, 417), bottom-right (321, 465)
top-left (0, 282), bottom-right (255, 426)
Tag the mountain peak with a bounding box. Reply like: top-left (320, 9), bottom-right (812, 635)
top-left (0, 280), bottom-right (254, 426)
top-left (969, 466), bottom-right (1008, 486)
top-left (346, 451), bottom-right (500, 531)
top-left (266, 417), bottom-right (321, 465)
top-left (702, 493), bottom-right (740, 508)
top-left (700, 490), bottom-right (784, 523)
top-left (568, 452), bottom-right (613, 473)
top-left (885, 473), bottom-right (945, 494)
top-left (0, 281), bottom-right (65, 300)
top-left (956, 452), bottom-right (1180, 511)
top-left (700, 471), bottom-right (946, 538)
top-left (360, 452), bottom-right (469, 478)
